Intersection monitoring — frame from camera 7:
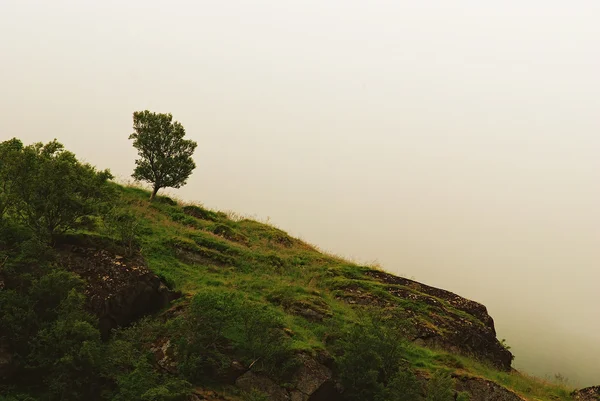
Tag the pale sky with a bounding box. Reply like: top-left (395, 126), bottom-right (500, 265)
top-left (1, 0), bottom-right (599, 385)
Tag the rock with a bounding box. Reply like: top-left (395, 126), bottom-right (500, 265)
top-left (291, 354), bottom-right (333, 397)
top-left (455, 376), bottom-right (525, 401)
top-left (150, 338), bottom-right (178, 374)
top-left (341, 270), bottom-right (515, 370)
top-left (218, 360), bottom-right (247, 384)
top-left (572, 386), bottom-right (600, 401)
top-left (57, 246), bottom-right (181, 338)
top-left (235, 355), bottom-right (342, 401)
top-left (236, 371), bottom-right (290, 401)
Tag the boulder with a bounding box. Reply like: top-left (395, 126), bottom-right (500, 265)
top-left (58, 246), bottom-right (180, 338)
top-left (572, 386), bottom-right (600, 401)
top-left (455, 376), bottom-right (525, 401)
top-left (235, 355), bottom-right (342, 401)
top-left (289, 354), bottom-right (334, 401)
top-left (353, 270), bottom-right (514, 370)
top-left (236, 371), bottom-right (289, 401)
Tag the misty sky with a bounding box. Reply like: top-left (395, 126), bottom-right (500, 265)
top-left (1, 0), bottom-right (599, 386)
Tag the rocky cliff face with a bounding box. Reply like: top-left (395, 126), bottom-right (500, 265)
top-left (336, 269), bottom-right (513, 370)
top-left (572, 386), bottom-right (600, 401)
top-left (455, 376), bottom-right (525, 401)
top-left (234, 353), bottom-right (342, 401)
top-left (57, 245), bottom-right (180, 338)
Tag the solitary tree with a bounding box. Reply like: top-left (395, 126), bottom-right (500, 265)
top-left (129, 111), bottom-right (198, 200)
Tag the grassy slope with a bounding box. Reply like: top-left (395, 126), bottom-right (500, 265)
top-left (117, 184), bottom-right (572, 401)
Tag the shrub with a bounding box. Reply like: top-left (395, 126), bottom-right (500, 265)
top-left (237, 303), bottom-right (297, 376)
top-left (335, 313), bottom-right (414, 401)
top-left (29, 269), bottom-right (85, 321)
top-left (173, 290), bottom-right (295, 383)
top-left (383, 369), bottom-right (423, 401)
top-left (27, 290), bottom-right (104, 401)
top-left (425, 371), bottom-right (455, 401)
top-left (0, 139), bottom-right (113, 241)
top-left (112, 358), bottom-right (191, 401)
top-left (174, 291), bottom-right (241, 382)
top-left (103, 206), bottom-right (142, 256)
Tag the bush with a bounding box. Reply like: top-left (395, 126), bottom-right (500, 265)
top-left (112, 358), bottom-right (191, 401)
top-left (26, 290), bottom-right (104, 401)
top-left (383, 369), bottom-right (423, 401)
top-left (237, 303), bottom-right (297, 376)
top-left (425, 371), bottom-right (455, 401)
top-left (0, 237), bottom-right (106, 401)
top-left (335, 313), bottom-right (416, 401)
top-left (0, 139), bottom-right (113, 241)
top-left (103, 205), bottom-right (142, 256)
top-left (173, 290), bottom-right (295, 383)
top-left (174, 291), bottom-right (241, 382)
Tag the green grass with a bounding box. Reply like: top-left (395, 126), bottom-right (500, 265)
top-left (456, 356), bottom-right (573, 400)
top-left (107, 183), bottom-right (575, 400)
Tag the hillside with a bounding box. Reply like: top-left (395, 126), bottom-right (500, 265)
top-left (1, 179), bottom-right (588, 401)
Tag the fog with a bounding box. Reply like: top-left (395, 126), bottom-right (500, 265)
top-left (1, 0), bottom-right (599, 386)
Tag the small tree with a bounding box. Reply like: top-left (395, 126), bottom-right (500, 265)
top-left (129, 111), bottom-right (197, 200)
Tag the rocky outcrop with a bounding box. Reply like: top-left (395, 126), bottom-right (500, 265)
top-left (150, 338), bottom-right (179, 374)
top-left (572, 386), bottom-right (600, 401)
top-left (236, 371), bottom-right (290, 401)
top-left (58, 245), bottom-right (180, 338)
top-left (288, 354), bottom-right (339, 401)
top-left (455, 376), bottom-right (525, 401)
top-left (339, 270), bottom-right (514, 370)
top-left (235, 355), bottom-right (342, 401)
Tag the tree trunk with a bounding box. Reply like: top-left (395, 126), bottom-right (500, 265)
top-left (150, 186), bottom-right (159, 201)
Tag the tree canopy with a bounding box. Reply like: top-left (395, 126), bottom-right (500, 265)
top-left (129, 111), bottom-right (197, 200)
